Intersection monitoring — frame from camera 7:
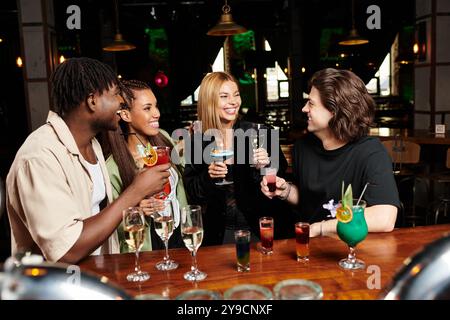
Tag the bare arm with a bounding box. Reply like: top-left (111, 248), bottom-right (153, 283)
top-left (260, 175), bottom-right (397, 236)
top-left (310, 204), bottom-right (398, 237)
top-left (59, 163), bottom-right (171, 264)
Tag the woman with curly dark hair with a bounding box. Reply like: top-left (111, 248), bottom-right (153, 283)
top-left (261, 68), bottom-right (400, 237)
top-left (104, 80), bottom-right (187, 253)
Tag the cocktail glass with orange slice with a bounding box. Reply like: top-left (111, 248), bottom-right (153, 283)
top-left (151, 146), bottom-right (171, 199)
top-left (336, 198), bottom-right (368, 270)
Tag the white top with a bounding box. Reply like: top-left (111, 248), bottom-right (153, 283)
top-left (85, 160), bottom-right (106, 255)
top-left (168, 167), bottom-right (180, 228)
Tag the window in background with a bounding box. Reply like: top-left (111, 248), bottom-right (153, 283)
top-left (181, 38), bottom-right (290, 106)
top-left (279, 81), bottom-right (289, 98)
top-left (180, 47), bottom-right (225, 106)
top-left (264, 40), bottom-right (289, 101)
top-left (366, 53), bottom-right (391, 96)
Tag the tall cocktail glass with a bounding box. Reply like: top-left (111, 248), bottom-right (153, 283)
top-left (336, 199), bottom-right (368, 270)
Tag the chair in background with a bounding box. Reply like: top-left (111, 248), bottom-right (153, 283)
top-left (280, 144), bottom-right (293, 176)
top-left (426, 148), bottom-right (450, 225)
top-left (382, 138), bottom-right (428, 227)
top-left (382, 138), bottom-right (421, 175)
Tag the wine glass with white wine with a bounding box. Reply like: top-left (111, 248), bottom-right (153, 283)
top-left (181, 205), bottom-right (207, 281)
top-left (250, 124), bottom-right (266, 167)
top-left (153, 200), bottom-right (179, 271)
top-left (123, 207), bottom-right (150, 282)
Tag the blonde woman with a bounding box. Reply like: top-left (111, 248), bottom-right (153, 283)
top-left (183, 72), bottom-right (288, 245)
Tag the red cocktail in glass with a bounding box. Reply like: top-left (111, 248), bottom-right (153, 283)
top-left (149, 146), bottom-right (171, 199)
top-left (295, 222), bottom-right (310, 262)
top-left (259, 217), bottom-right (274, 254)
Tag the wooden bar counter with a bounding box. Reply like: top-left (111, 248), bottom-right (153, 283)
top-left (79, 224), bottom-right (450, 300)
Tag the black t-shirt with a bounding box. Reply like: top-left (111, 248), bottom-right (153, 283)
top-left (293, 133), bottom-right (400, 223)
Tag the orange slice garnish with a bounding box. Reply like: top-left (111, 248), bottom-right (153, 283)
top-left (336, 205), bottom-right (353, 223)
top-left (142, 147), bottom-right (158, 167)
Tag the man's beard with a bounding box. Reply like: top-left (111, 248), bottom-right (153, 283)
top-left (92, 116), bottom-right (119, 133)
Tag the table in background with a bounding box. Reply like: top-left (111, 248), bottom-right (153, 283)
top-left (80, 225), bottom-right (450, 300)
top-left (369, 128), bottom-right (450, 145)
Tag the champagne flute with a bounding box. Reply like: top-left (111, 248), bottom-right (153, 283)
top-left (250, 124), bottom-right (265, 167)
top-left (181, 205), bottom-right (207, 281)
top-left (153, 199), bottom-right (179, 271)
top-left (123, 207), bottom-right (150, 282)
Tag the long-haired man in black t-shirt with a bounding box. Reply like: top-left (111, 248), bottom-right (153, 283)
top-left (261, 68), bottom-right (400, 237)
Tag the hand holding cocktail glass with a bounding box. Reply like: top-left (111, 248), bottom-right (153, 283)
top-left (209, 138), bottom-right (234, 186)
top-left (133, 163), bottom-right (171, 199)
top-left (136, 143), bottom-right (171, 199)
top-left (260, 172), bottom-right (290, 200)
top-left (250, 125), bottom-right (270, 169)
top-left (139, 196), bottom-right (165, 218)
top-left (252, 148), bottom-right (270, 170)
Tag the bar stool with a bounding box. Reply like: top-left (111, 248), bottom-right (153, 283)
top-left (382, 138), bottom-right (421, 175)
top-left (382, 138), bottom-right (428, 227)
top-left (426, 148), bottom-right (450, 225)
top-left (280, 144), bottom-right (293, 175)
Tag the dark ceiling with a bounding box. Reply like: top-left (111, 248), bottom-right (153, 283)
top-left (1, 0), bottom-right (416, 116)
top-left (0, 0), bottom-right (416, 171)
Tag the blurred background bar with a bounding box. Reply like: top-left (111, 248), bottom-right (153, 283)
top-left (1, 0), bottom-right (450, 261)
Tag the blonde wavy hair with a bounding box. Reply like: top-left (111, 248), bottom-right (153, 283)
top-left (197, 71), bottom-right (239, 133)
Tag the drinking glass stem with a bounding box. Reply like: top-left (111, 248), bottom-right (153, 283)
top-left (347, 246), bottom-right (356, 263)
top-left (134, 249), bottom-right (141, 273)
top-left (191, 250), bottom-right (199, 273)
top-left (164, 239), bottom-right (170, 263)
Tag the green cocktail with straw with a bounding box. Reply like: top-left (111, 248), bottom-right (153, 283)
top-left (336, 184), bottom-right (368, 270)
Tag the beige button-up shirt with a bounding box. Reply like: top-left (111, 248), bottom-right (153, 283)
top-left (6, 111), bottom-right (119, 261)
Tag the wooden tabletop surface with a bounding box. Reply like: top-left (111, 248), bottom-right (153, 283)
top-left (79, 224), bottom-right (450, 300)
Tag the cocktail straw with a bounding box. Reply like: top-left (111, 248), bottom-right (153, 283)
top-left (356, 183), bottom-right (369, 206)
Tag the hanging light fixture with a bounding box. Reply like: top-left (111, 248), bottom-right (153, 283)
top-left (16, 56), bottom-right (23, 68)
top-left (103, 0), bottom-right (136, 52)
top-left (207, 0), bottom-right (247, 36)
top-left (339, 0), bottom-right (369, 46)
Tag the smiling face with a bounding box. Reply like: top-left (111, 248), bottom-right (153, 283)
top-left (216, 80), bottom-right (241, 127)
top-left (301, 86), bottom-right (334, 138)
top-left (121, 88), bottom-right (160, 137)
